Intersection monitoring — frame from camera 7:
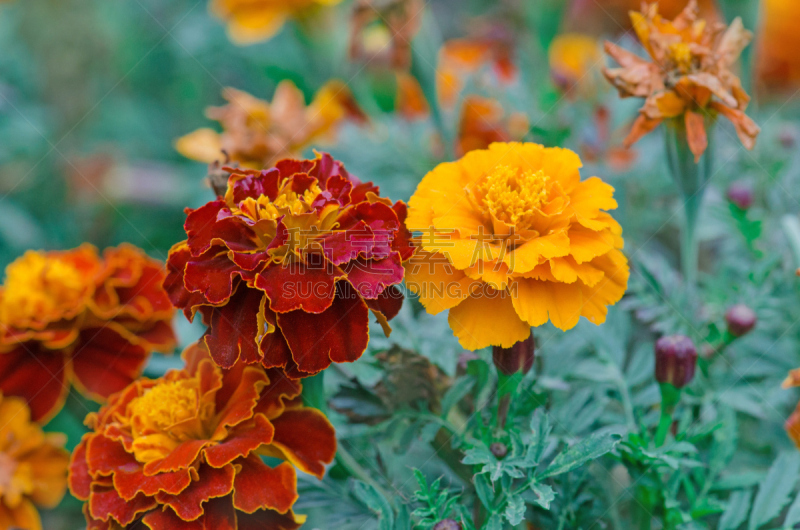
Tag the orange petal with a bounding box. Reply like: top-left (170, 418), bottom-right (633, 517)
top-left (685, 110), bottom-right (708, 162)
top-left (447, 289), bottom-right (531, 350)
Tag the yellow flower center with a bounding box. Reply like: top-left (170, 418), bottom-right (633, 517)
top-left (480, 165), bottom-right (549, 229)
top-left (668, 42), bottom-right (694, 73)
top-left (129, 380), bottom-right (201, 435)
top-left (236, 182), bottom-right (323, 223)
top-left (0, 252), bottom-right (88, 328)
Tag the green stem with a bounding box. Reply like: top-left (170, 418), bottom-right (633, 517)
top-left (654, 409), bottom-right (673, 447)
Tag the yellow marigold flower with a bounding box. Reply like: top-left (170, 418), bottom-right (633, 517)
top-left (176, 80), bottom-right (365, 168)
top-left (405, 142), bottom-right (629, 350)
top-left (0, 393), bottom-right (69, 530)
top-left (548, 33), bottom-right (603, 94)
top-left (603, 0), bottom-right (759, 161)
top-left (210, 0), bottom-right (343, 44)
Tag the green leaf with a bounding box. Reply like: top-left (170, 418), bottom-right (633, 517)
top-left (441, 376), bottom-right (475, 416)
top-left (529, 409), bottom-right (552, 465)
top-left (354, 480), bottom-right (395, 530)
top-left (782, 491), bottom-right (800, 529)
top-left (719, 490), bottom-right (752, 530)
top-left (474, 474), bottom-right (495, 510)
top-left (483, 514), bottom-right (504, 530)
top-left (539, 430), bottom-right (622, 478)
top-left (530, 482), bottom-right (556, 510)
top-left (504, 494), bottom-right (526, 525)
top-left (748, 452), bottom-right (800, 530)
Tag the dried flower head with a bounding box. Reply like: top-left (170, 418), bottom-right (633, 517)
top-left (0, 244), bottom-right (176, 422)
top-left (0, 393), bottom-right (69, 530)
top-left (603, 0), bottom-right (759, 161)
top-left (176, 81), bottom-right (365, 169)
top-left (68, 342), bottom-right (336, 529)
top-left (405, 142), bottom-right (629, 350)
top-left (165, 152), bottom-right (413, 376)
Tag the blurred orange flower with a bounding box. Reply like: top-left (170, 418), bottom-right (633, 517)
top-left (0, 244), bottom-right (176, 422)
top-left (603, 0), bottom-right (759, 161)
top-left (437, 39), bottom-right (516, 108)
top-left (0, 393), bottom-right (69, 530)
top-left (549, 33), bottom-right (603, 95)
top-left (210, 0), bottom-right (343, 44)
top-left (564, 0), bottom-right (717, 35)
top-left (757, 0), bottom-right (800, 92)
top-left (349, 0), bottom-right (424, 70)
top-left (405, 142), bottom-right (629, 350)
top-left (396, 72), bottom-right (429, 120)
top-left (457, 96), bottom-right (529, 156)
top-left (68, 342), bottom-right (336, 529)
top-left (176, 80), bottom-right (365, 168)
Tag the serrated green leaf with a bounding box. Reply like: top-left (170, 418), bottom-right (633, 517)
top-left (474, 474), bottom-right (494, 510)
top-left (354, 480), bottom-right (394, 530)
top-left (530, 482), bottom-right (555, 510)
top-left (719, 489), bottom-right (752, 530)
top-left (504, 494), bottom-right (526, 525)
top-left (530, 409), bottom-right (552, 465)
top-left (539, 430), bottom-right (622, 478)
top-left (748, 452), bottom-right (800, 530)
top-left (483, 514), bottom-right (504, 530)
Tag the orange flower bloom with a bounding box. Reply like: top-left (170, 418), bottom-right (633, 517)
top-left (0, 393), bottom-right (69, 530)
top-left (548, 33), bottom-right (604, 95)
top-left (349, 0), bottom-right (424, 70)
top-left (757, 0), bottom-right (800, 92)
top-left (437, 39), bottom-right (517, 108)
top-left (457, 96), bottom-right (529, 156)
top-left (405, 142), bottom-right (629, 350)
top-left (176, 80), bottom-right (365, 168)
top-left (603, 0), bottom-right (759, 161)
top-left (565, 0), bottom-right (717, 35)
top-left (210, 0), bottom-right (343, 44)
top-left (68, 342), bottom-right (336, 530)
top-left (0, 244), bottom-right (176, 422)
top-left (396, 72), bottom-right (429, 120)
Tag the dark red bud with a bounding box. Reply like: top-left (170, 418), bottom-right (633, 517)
top-left (725, 304), bottom-right (757, 337)
top-left (433, 519), bottom-right (462, 530)
top-left (492, 335), bottom-right (535, 376)
top-left (490, 442), bottom-right (508, 460)
top-left (655, 335), bottom-right (697, 389)
top-left (726, 180), bottom-right (754, 210)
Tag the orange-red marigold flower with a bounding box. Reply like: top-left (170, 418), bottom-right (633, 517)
top-left (757, 0), bottom-right (800, 93)
top-left (164, 152), bottom-right (413, 376)
top-left (68, 342), bottom-right (336, 529)
top-left (0, 244), bottom-right (177, 423)
top-left (210, 0), bottom-right (343, 44)
top-left (0, 393), bottom-right (69, 530)
top-left (176, 80), bottom-right (365, 169)
top-left (603, 0), bottom-right (759, 161)
top-left (405, 142), bottom-right (629, 350)
top-left (457, 96), bottom-right (529, 156)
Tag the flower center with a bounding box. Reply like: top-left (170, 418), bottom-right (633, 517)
top-left (667, 42), bottom-right (694, 73)
top-left (236, 182), bottom-right (323, 223)
top-left (129, 380), bottom-right (201, 435)
top-left (480, 165), bottom-right (549, 229)
top-left (0, 252), bottom-right (88, 328)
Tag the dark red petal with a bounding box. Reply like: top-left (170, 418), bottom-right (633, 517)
top-left (277, 281), bottom-right (369, 374)
top-left (213, 367), bottom-right (269, 436)
top-left (0, 343), bottom-right (67, 422)
top-left (68, 438), bottom-right (92, 500)
top-left (350, 181), bottom-right (381, 204)
top-left (184, 253), bottom-right (241, 305)
top-left (143, 439), bottom-right (209, 476)
top-left (71, 327), bottom-right (148, 401)
top-left (143, 495), bottom-right (237, 530)
top-left (238, 510), bottom-right (304, 530)
top-left (185, 200), bottom-right (255, 255)
top-left (391, 201), bottom-right (415, 261)
top-left (230, 168), bottom-right (281, 203)
top-left (344, 255), bottom-right (404, 299)
top-left (89, 488), bottom-right (156, 526)
top-left (155, 463), bottom-right (236, 521)
top-left (255, 261), bottom-right (340, 314)
top-left (114, 466), bottom-right (193, 500)
top-left (164, 243), bottom-right (209, 318)
top-left (202, 287), bottom-right (263, 368)
top-left (233, 456), bottom-right (297, 514)
top-left (276, 158), bottom-right (315, 181)
top-left (86, 434), bottom-right (137, 476)
top-left (270, 408), bottom-right (337, 479)
top-left (259, 310), bottom-right (293, 372)
top-left (253, 370), bottom-right (302, 419)
top-left (366, 285), bottom-right (404, 322)
top-left (205, 415), bottom-right (275, 468)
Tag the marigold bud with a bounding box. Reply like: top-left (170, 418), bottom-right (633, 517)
top-left (492, 335), bottom-right (535, 376)
top-left (726, 181), bottom-right (754, 210)
top-left (490, 442), bottom-right (508, 460)
top-left (433, 519), bottom-right (463, 530)
top-left (725, 304), bottom-right (757, 337)
top-left (654, 335), bottom-right (697, 389)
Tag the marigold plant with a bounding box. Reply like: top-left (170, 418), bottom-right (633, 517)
top-left (165, 152), bottom-right (414, 376)
top-left (603, 0), bottom-right (759, 161)
top-left (0, 244), bottom-right (176, 422)
top-left (176, 80), bottom-right (365, 169)
top-left (0, 393), bottom-right (69, 530)
top-left (405, 142), bottom-right (629, 350)
top-left (68, 342), bottom-right (335, 529)
top-left (209, 0), bottom-right (343, 44)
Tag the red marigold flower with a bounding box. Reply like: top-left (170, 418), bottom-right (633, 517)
top-left (68, 342), bottom-right (336, 530)
top-left (0, 393), bottom-right (70, 530)
top-left (164, 152), bottom-right (414, 376)
top-left (0, 244), bottom-right (177, 423)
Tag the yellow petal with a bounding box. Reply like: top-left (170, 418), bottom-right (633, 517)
top-left (174, 128), bottom-right (224, 163)
top-left (448, 289), bottom-right (531, 350)
top-left (511, 278), bottom-right (583, 331)
top-left (404, 250), bottom-right (477, 315)
top-left (579, 249), bottom-right (630, 325)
